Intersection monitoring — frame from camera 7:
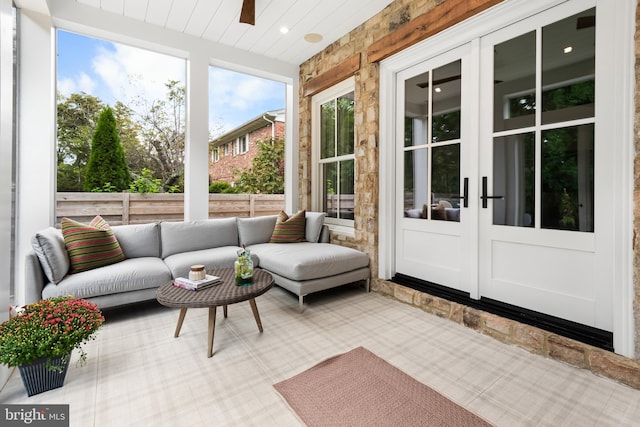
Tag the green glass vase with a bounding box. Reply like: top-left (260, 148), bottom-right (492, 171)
top-left (234, 248), bottom-right (253, 285)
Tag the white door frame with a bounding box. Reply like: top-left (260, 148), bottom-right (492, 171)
top-left (378, 0), bottom-right (635, 357)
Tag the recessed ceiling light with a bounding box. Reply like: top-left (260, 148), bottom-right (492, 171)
top-left (434, 87), bottom-right (442, 93)
top-left (280, 27), bottom-right (289, 34)
top-left (564, 46), bottom-right (573, 54)
top-left (304, 33), bottom-right (323, 43)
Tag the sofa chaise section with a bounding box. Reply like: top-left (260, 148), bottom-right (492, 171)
top-left (237, 214), bottom-right (371, 309)
top-left (249, 242), bottom-right (370, 309)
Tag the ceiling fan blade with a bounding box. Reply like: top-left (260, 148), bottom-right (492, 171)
top-left (576, 16), bottom-right (595, 30)
top-left (240, 0), bottom-right (255, 25)
top-left (416, 75), bottom-right (461, 89)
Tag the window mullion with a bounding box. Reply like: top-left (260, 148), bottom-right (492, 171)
top-left (427, 70), bottom-right (434, 219)
top-left (534, 26), bottom-right (542, 229)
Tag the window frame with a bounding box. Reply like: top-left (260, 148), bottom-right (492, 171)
top-left (311, 77), bottom-right (356, 231)
top-left (235, 134), bottom-right (248, 155)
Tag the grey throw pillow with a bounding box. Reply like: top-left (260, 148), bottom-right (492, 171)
top-left (31, 227), bottom-right (70, 284)
top-left (305, 212), bottom-right (326, 243)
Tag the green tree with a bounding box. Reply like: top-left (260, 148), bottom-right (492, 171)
top-left (113, 101), bottom-right (146, 178)
top-left (84, 107), bottom-right (130, 192)
top-left (128, 168), bottom-right (180, 193)
top-left (129, 168), bottom-right (163, 193)
top-left (56, 92), bottom-right (104, 191)
top-left (133, 80), bottom-right (185, 191)
top-left (57, 93), bottom-right (145, 192)
top-left (209, 181), bottom-right (238, 194)
top-left (235, 138), bottom-right (284, 194)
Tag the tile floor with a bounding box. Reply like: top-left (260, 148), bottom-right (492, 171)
top-left (1, 285), bottom-right (639, 426)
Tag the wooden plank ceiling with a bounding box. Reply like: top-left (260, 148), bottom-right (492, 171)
top-left (71, 0), bottom-right (394, 65)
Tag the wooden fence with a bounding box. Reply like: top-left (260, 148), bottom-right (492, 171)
top-left (55, 192), bottom-right (285, 226)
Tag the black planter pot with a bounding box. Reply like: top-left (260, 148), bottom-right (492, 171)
top-left (18, 354), bottom-right (70, 397)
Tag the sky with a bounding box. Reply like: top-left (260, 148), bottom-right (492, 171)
top-left (56, 30), bottom-right (285, 138)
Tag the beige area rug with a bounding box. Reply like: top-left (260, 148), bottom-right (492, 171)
top-left (274, 347), bottom-right (493, 427)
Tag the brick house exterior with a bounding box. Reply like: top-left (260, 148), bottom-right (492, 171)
top-left (209, 109), bottom-right (285, 186)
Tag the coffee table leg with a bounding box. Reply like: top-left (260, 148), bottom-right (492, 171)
top-left (249, 298), bottom-right (263, 333)
top-left (175, 308), bottom-right (188, 338)
top-left (223, 305), bottom-right (228, 318)
top-left (208, 306), bottom-right (217, 358)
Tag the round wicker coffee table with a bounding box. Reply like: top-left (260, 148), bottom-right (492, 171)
top-left (156, 268), bottom-right (274, 357)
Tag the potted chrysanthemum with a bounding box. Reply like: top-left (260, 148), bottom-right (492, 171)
top-left (0, 296), bottom-right (104, 396)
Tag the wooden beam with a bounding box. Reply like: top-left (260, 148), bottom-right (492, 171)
top-left (303, 54), bottom-right (361, 97)
top-left (368, 0), bottom-right (504, 63)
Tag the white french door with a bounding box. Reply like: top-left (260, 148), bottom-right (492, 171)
top-left (477, 2), bottom-right (612, 329)
top-left (394, 0), bottom-right (619, 332)
top-left (395, 43), bottom-right (478, 295)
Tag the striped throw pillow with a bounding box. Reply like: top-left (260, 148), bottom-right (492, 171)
top-left (61, 216), bottom-right (125, 274)
top-left (269, 210), bottom-right (306, 243)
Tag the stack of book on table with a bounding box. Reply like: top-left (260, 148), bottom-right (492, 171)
top-left (173, 274), bottom-right (221, 291)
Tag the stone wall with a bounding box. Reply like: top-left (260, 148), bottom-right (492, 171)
top-left (298, 0), bottom-right (640, 384)
top-left (299, 0), bottom-right (441, 278)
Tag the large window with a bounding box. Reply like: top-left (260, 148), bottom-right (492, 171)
top-left (208, 66), bottom-right (285, 192)
top-left (56, 30), bottom-right (186, 194)
top-left (313, 79), bottom-right (355, 226)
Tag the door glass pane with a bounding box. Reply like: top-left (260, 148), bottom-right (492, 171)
top-left (542, 9), bottom-right (595, 125)
top-left (432, 144), bottom-right (460, 221)
top-left (323, 162), bottom-right (337, 218)
top-left (493, 133), bottom-right (535, 227)
top-left (541, 124), bottom-right (594, 231)
top-left (494, 32), bottom-right (536, 132)
top-left (404, 71), bottom-right (429, 147)
top-left (432, 60), bottom-right (461, 143)
top-left (337, 92), bottom-right (355, 156)
top-left (404, 117), bottom-right (428, 148)
top-left (403, 149), bottom-right (429, 218)
top-left (320, 101), bottom-right (335, 159)
top-left (339, 159), bottom-right (355, 220)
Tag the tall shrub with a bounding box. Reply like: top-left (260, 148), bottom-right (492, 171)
top-left (84, 107), bottom-right (130, 192)
top-left (235, 138), bottom-right (284, 194)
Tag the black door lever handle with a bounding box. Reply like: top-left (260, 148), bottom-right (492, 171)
top-left (459, 177), bottom-right (469, 208)
top-left (481, 176), bottom-right (503, 208)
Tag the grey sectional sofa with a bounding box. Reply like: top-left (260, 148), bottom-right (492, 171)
top-left (25, 212), bottom-right (371, 310)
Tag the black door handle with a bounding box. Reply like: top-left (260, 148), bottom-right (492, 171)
top-left (459, 177), bottom-right (469, 208)
top-left (481, 176), bottom-right (503, 208)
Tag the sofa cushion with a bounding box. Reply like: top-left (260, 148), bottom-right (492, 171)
top-left (160, 217), bottom-right (238, 258)
top-left (237, 215), bottom-right (278, 246)
top-left (163, 246), bottom-right (251, 279)
top-left (305, 212), bottom-right (326, 243)
top-left (41, 257), bottom-right (172, 300)
top-left (112, 222), bottom-right (161, 258)
top-left (269, 210), bottom-right (306, 243)
top-left (62, 216), bottom-right (126, 274)
top-left (31, 227), bottom-right (69, 284)
top-left (248, 242), bottom-right (369, 281)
